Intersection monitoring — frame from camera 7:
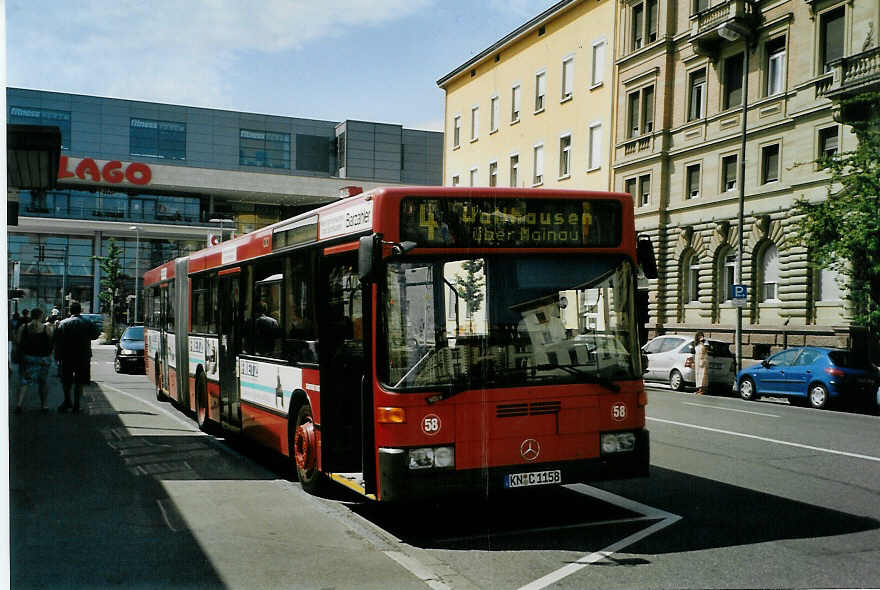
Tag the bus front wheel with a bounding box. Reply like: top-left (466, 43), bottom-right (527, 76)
top-left (291, 403), bottom-right (324, 494)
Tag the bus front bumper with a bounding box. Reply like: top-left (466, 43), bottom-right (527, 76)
top-left (377, 430), bottom-right (649, 502)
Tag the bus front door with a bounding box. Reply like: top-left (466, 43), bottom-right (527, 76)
top-left (219, 272), bottom-right (242, 432)
top-left (159, 285), bottom-right (171, 394)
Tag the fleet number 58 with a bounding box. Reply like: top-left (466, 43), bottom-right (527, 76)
top-left (612, 403), bottom-right (627, 421)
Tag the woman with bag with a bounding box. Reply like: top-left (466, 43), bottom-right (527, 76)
top-left (15, 308), bottom-right (54, 413)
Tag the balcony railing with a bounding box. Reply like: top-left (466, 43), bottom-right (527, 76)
top-left (823, 46), bottom-right (880, 97)
top-left (689, 0), bottom-right (759, 60)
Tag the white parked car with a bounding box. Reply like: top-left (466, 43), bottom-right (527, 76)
top-left (641, 335), bottom-right (736, 392)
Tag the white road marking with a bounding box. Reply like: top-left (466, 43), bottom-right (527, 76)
top-left (518, 483), bottom-right (680, 590)
top-left (681, 401), bottom-right (780, 418)
top-left (384, 551), bottom-right (452, 590)
top-left (649, 417), bottom-right (880, 462)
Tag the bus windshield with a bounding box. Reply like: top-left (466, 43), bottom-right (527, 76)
top-left (380, 255), bottom-right (639, 391)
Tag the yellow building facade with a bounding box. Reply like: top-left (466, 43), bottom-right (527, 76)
top-left (437, 0), bottom-right (617, 191)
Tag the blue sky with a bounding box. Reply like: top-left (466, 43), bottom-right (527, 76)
top-left (6, 0), bottom-right (558, 131)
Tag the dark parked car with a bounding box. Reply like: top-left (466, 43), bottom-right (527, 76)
top-left (737, 346), bottom-right (880, 409)
top-left (80, 313), bottom-right (104, 339)
top-left (115, 325), bottom-right (145, 373)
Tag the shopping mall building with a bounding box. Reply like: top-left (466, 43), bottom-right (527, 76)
top-left (6, 87), bottom-right (443, 319)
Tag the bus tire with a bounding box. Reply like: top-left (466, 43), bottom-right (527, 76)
top-left (195, 370), bottom-right (211, 433)
top-left (291, 402), bottom-right (324, 494)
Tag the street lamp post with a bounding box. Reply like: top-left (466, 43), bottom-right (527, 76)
top-left (210, 218), bottom-right (234, 243)
top-left (129, 225), bottom-right (140, 323)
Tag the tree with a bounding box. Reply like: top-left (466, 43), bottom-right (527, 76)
top-left (97, 237), bottom-right (125, 340)
top-left (455, 259), bottom-right (485, 334)
top-left (794, 92), bottom-right (880, 353)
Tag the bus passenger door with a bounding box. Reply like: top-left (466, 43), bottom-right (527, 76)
top-left (159, 285), bottom-right (171, 393)
top-left (219, 272), bottom-right (242, 432)
top-left (319, 254), bottom-right (365, 474)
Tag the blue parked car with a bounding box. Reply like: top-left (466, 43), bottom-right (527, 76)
top-left (737, 346), bottom-right (879, 409)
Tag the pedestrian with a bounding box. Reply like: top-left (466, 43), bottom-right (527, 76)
top-left (14, 308), bottom-right (54, 413)
top-left (55, 301), bottom-right (93, 414)
top-left (694, 331), bottom-right (709, 395)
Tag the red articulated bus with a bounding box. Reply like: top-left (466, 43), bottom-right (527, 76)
top-left (143, 186), bottom-right (657, 501)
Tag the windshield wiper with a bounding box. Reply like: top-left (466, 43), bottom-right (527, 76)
top-left (533, 363), bottom-right (621, 393)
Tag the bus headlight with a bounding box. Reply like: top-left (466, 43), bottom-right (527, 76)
top-left (407, 446), bottom-right (455, 470)
top-left (601, 432), bottom-right (636, 454)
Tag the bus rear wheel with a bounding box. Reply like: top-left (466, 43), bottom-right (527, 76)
top-left (195, 372), bottom-right (210, 432)
top-left (155, 360), bottom-right (165, 401)
top-left (291, 403), bottom-right (324, 494)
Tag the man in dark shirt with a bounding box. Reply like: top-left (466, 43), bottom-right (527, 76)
top-left (55, 301), bottom-right (93, 413)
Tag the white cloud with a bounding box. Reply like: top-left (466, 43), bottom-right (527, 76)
top-left (7, 0), bottom-right (432, 109)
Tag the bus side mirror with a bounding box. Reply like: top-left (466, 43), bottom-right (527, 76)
top-left (358, 233), bottom-right (382, 283)
top-left (637, 236), bottom-right (658, 280)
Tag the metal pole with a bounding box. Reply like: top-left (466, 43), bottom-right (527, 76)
top-left (130, 226), bottom-right (140, 323)
top-left (735, 43), bottom-right (750, 373)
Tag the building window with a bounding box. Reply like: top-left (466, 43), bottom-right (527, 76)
top-left (686, 164), bottom-right (701, 199)
top-left (631, 0), bottom-right (658, 51)
top-left (9, 106), bottom-right (71, 150)
top-left (511, 85), bottom-right (521, 122)
top-left (129, 118), bottom-right (186, 160)
top-left (239, 129), bottom-right (290, 169)
top-left (816, 265), bottom-right (843, 301)
top-left (469, 167), bottom-right (478, 187)
top-left (693, 0), bottom-right (709, 14)
top-left (818, 126), bottom-right (839, 159)
top-left (561, 57), bottom-right (574, 100)
top-left (761, 144), bottom-right (780, 184)
top-left (591, 40), bottom-right (605, 86)
top-left (453, 115), bottom-right (461, 148)
top-left (722, 154), bottom-right (738, 192)
top-left (638, 175), bottom-right (651, 207)
top-left (535, 71), bottom-right (546, 112)
top-left (723, 53), bottom-right (744, 109)
top-left (688, 68), bottom-right (706, 121)
top-left (821, 6), bottom-right (845, 73)
top-left (766, 36), bottom-right (786, 96)
top-left (470, 106), bottom-right (479, 141)
top-left (533, 143), bottom-right (544, 185)
top-left (489, 161), bottom-right (498, 187)
top-left (686, 253), bottom-right (701, 303)
top-left (451, 175), bottom-right (460, 186)
top-left (558, 135), bottom-right (572, 178)
top-left (490, 96), bottom-right (500, 132)
top-left (760, 243), bottom-right (780, 301)
top-left (588, 123), bottom-right (602, 170)
top-left (719, 249), bottom-right (736, 302)
top-left (627, 85), bottom-right (654, 138)
top-left (625, 177), bottom-right (637, 203)
top-left (509, 154), bottom-right (519, 187)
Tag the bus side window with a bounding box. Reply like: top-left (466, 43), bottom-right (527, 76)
top-left (252, 262), bottom-right (283, 359)
top-left (284, 254), bottom-right (318, 364)
top-left (326, 261), bottom-right (363, 371)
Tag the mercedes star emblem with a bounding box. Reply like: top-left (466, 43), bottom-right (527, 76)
top-left (520, 438), bottom-right (541, 462)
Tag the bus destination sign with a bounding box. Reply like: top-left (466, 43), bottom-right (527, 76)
top-left (400, 197), bottom-right (621, 248)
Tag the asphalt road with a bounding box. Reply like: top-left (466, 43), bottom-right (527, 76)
top-left (10, 345), bottom-right (880, 589)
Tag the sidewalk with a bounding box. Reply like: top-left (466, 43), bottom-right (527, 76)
top-left (7, 346), bottom-right (226, 588)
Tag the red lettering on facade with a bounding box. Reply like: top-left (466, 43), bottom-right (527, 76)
top-left (57, 156), bottom-right (152, 186)
top-left (75, 158), bottom-right (101, 182)
top-left (125, 162), bottom-right (152, 185)
top-left (58, 155), bottom-right (75, 179)
top-left (102, 160), bottom-right (124, 183)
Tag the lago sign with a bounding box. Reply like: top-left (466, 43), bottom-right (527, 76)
top-left (58, 156), bottom-right (153, 186)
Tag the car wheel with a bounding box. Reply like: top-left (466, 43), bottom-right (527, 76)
top-left (291, 403), bottom-right (325, 494)
top-left (808, 383), bottom-right (829, 409)
top-left (114, 357), bottom-right (123, 374)
top-left (669, 369), bottom-right (684, 391)
top-left (739, 377), bottom-right (757, 401)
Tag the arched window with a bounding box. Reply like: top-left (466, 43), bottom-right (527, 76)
top-left (717, 247), bottom-right (736, 302)
top-left (686, 252), bottom-right (701, 303)
top-left (760, 243), bottom-right (779, 302)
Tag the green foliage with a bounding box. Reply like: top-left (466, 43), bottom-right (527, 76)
top-left (454, 259), bottom-right (485, 318)
top-left (794, 92), bottom-right (880, 336)
top-left (97, 237), bottom-right (125, 339)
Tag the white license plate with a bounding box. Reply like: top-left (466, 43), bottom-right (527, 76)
top-left (504, 469), bottom-right (562, 489)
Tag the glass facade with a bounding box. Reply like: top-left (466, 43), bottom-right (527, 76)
top-left (239, 129), bottom-right (291, 169)
top-left (130, 118), bottom-right (186, 160)
top-left (9, 106), bottom-right (71, 149)
top-left (18, 189), bottom-right (203, 225)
